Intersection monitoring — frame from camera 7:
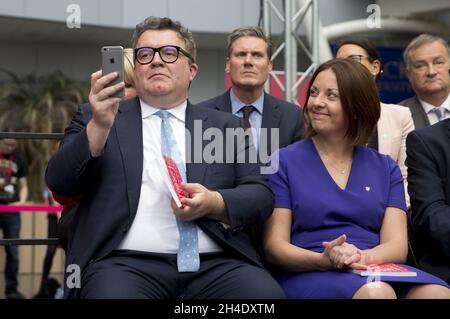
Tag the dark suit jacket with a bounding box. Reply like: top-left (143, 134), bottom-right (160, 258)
top-left (406, 118), bottom-right (450, 283)
top-left (45, 97), bottom-right (274, 297)
top-left (399, 96), bottom-right (430, 129)
top-left (197, 89), bottom-right (304, 156)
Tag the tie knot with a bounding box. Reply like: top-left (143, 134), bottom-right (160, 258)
top-left (155, 110), bottom-right (171, 120)
top-left (432, 107), bottom-right (446, 121)
top-left (242, 105), bottom-right (255, 117)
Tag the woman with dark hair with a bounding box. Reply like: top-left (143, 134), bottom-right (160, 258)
top-left (263, 59), bottom-right (450, 298)
top-left (335, 39), bottom-right (414, 208)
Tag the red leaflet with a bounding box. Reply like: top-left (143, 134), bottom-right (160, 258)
top-left (351, 263), bottom-right (417, 277)
top-left (163, 155), bottom-right (189, 207)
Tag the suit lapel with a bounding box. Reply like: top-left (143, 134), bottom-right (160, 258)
top-left (114, 99), bottom-right (211, 215)
top-left (114, 97), bottom-right (143, 219)
top-left (412, 97), bottom-right (430, 128)
top-left (214, 89), bottom-right (233, 113)
top-left (261, 93), bottom-right (281, 153)
top-left (447, 119), bottom-right (450, 140)
top-left (186, 101), bottom-right (209, 184)
top-left (261, 93), bottom-right (281, 129)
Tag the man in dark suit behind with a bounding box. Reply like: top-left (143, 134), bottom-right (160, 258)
top-left (197, 26), bottom-right (303, 161)
top-left (45, 16), bottom-right (284, 299)
top-left (399, 34), bottom-right (450, 128)
top-left (406, 118), bottom-right (450, 284)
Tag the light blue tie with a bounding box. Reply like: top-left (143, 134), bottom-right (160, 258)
top-left (155, 110), bottom-right (200, 272)
top-left (432, 107), bottom-right (447, 122)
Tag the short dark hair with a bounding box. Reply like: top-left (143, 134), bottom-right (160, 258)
top-left (131, 16), bottom-right (196, 63)
top-left (303, 59), bottom-right (380, 146)
top-left (336, 38), bottom-right (382, 81)
top-left (227, 26), bottom-right (273, 58)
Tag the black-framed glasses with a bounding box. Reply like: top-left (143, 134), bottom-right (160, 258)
top-left (134, 46), bottom-right (194, 65)
top-left (347, 55), bottom-right (370, 63)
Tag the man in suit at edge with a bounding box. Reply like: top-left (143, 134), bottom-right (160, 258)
top-left (406, 118), bottom-right (450, 284)
top-left (399, 34), bottom-right (450, 128)
top-left (197, 26), bottom-right (304, 162)
top-left (45, 16), bottom-right (284, 299)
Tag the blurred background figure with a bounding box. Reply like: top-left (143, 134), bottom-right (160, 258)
top-left (197, 26), bottom-right (304, 157)
top-left (335, 38), bottom-right (414, 208)
top-left (123, 48), bottom-right (137, 100)
top-left (400, 34), bottom-right (450, 128)
top-left (0, 137), bottom-right (28, 299)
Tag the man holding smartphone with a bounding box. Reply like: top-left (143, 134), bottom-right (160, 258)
top-left (46, 16), bottom-right (284, 299)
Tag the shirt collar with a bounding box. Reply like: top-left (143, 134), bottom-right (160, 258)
top-left (420, 92), bottom-right (450, 114)
top-left (140, 99), bottom-right (187, 123)
top-left (230, 88), bottom-right (264, 115)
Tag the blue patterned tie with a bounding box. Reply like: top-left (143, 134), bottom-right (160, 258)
top-left (432, 107), bottom-right (446, 122)
top-left (155, 110), bottom-right (200, 272)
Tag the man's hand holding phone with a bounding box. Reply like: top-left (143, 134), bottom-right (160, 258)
top-left (87, 45), bottom-right (126, 157)
top-left (89, 70), bottom-right (124, 129)
top-left (87, 70), bottom-right (125, 157)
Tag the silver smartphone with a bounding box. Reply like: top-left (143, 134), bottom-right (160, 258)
top-left (101, 46), bottom-right (125, 98)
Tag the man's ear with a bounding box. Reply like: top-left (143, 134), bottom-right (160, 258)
top-left (405, 67), bottom-right (411, 81)
top-left (189, 63), bottom-right (198, 81)
top-left (225, 58), bottom-right (230, 73)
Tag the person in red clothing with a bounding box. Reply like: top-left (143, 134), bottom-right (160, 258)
top-left (0, 138), bottom-right (28, 299)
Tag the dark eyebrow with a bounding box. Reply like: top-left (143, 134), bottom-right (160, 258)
top-left (234, 49), bottom-right (265, 54)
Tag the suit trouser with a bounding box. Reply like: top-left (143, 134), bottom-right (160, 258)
top-left (79, 250), bottom-right (285, 299)
top-left (41, 214), bottom-right (59, 281)
top-left (0, 213), bottom-right (20, 293)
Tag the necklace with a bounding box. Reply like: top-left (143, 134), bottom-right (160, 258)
top-left (314, 139), bottom-right (352, 175)
top-left (319, 153), bottom-right (349, 174)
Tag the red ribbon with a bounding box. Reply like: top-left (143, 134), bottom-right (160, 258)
top-left (0, 204), bottom-right (63, 213)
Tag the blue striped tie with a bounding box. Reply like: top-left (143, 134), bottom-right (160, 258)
top-left (155, 110), bottom-right (200, 272)
top-left (432, 107), bottom-right (446, 122)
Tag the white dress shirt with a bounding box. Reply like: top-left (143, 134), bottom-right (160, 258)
top-left (420, 93), bottom-right (450, 125)
top-left (117, 99), bottom-right (222, 253)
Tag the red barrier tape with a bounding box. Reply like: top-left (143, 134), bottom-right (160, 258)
top-left (0, 205), bottom-right (63, 213)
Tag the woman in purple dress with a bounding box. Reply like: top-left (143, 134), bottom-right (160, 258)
top-left (263, 59), bottom-right (450, 299)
